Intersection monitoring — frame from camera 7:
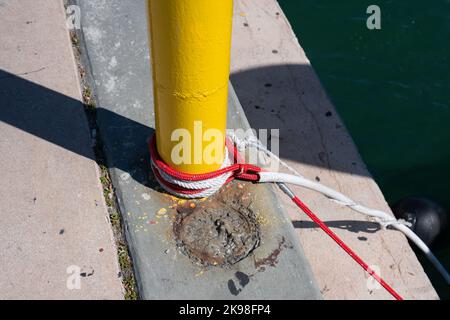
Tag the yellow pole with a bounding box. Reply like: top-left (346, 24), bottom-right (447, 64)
top-left (147, 0), bottom-right (233, 174)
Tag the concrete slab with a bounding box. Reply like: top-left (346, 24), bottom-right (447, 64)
top-left (0, 0), bottom-right (123, 299)
top-left (75, 0), bottom-right (321, 299)
top-left (230, 0), bottom-right (438, 299)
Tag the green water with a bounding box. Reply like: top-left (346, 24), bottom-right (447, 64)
top-left (278, 0), bottom-right (450, 298)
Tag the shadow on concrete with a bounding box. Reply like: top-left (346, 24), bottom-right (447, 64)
top-left (0, 66), bottom-right (386, 244)
top-left (292, 220), bottom-right (381, 234)
top-left (0, 69), bottom-right (154, 186)
top-left (230, 64), bottom-right (370, 178)
top-left (1, 64), bottom-right (369, 190)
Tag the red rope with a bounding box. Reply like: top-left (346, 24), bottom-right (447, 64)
top-left (148, 134), bottom-right (403, 300)
top-left (291, 196), bottom-right (403, 300)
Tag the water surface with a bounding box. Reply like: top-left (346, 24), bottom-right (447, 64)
top-left (278, 0), bottom-right (450, 298)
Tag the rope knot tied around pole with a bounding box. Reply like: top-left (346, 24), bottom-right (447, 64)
top-left (148, 134), bottom-right (261, 199)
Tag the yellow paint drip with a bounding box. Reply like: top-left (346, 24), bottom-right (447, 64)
top-left (147, 0), bottom-right (233, 173)
top-left (157, 208), bottom-right (167, 216)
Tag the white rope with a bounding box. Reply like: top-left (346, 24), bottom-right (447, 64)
top-left (152, 132), bottom-right (450, 284)
top-left (229, 133), bottom-right (450, 284)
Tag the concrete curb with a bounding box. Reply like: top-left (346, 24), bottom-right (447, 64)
top-left (0, 0), bottom-right (123, 299)
top-left (75, 0), bottom-right (321, 299)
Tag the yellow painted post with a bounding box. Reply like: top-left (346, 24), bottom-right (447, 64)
top-left (147, 0), bottom-right (233, 174)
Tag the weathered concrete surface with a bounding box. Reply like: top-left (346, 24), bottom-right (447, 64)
top-left (230, 0), bottom-right (438, 299)
top-left (0, 0), bottom-right (123, 299)
top-left (75, 0), bottom-right (321, 299)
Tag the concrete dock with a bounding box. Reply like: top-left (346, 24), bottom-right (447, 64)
top-left (230, 0), bottom-right (438, 299)
top-left (0, 0), bottom-right (123, 299)
top-left (0, 0), bottom-right (439, 299)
